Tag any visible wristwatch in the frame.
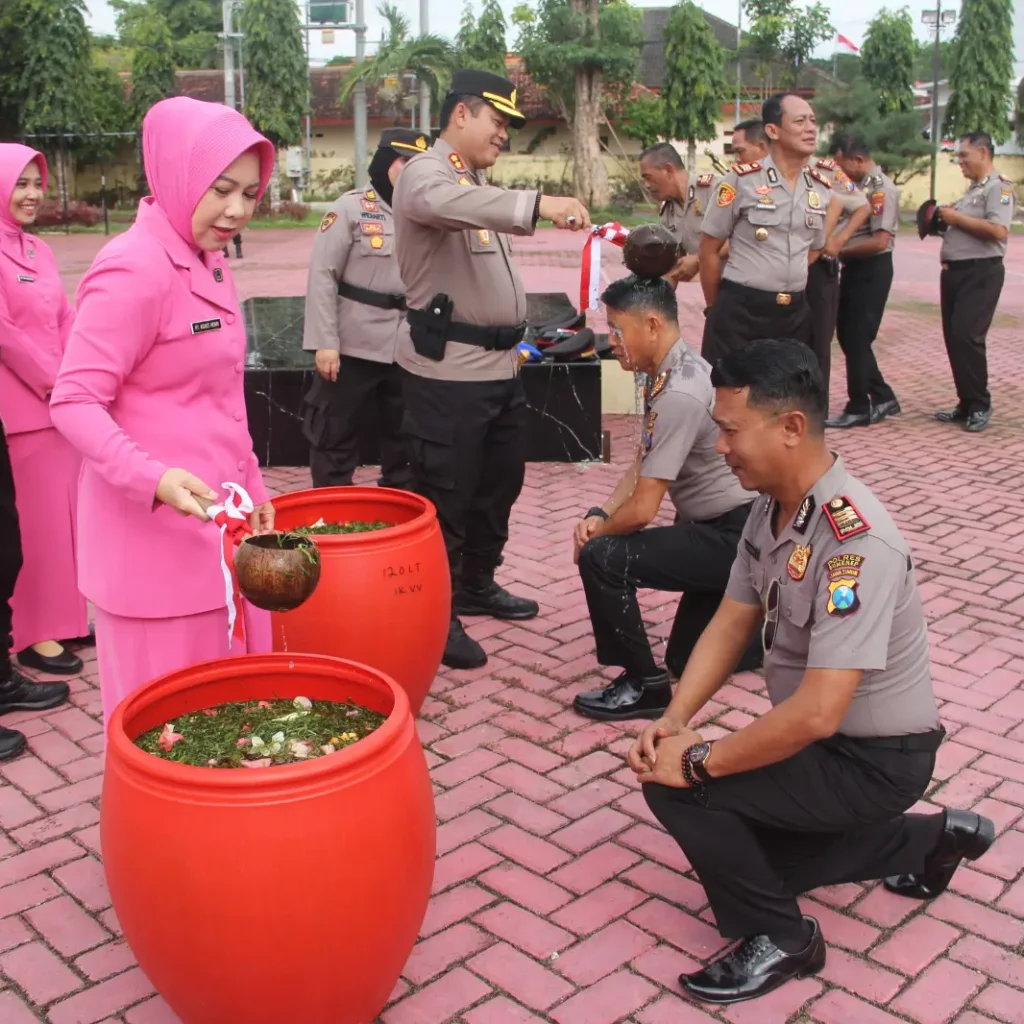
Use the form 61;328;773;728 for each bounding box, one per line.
681;742;713;787
585;507;609;520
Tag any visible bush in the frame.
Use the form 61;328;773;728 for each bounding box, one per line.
33;199;101;228
306;163;356;201
253;201;310;222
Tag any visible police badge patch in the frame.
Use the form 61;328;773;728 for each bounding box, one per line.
787;544;811;581
827;578;860;616
319;211;338;233
642;410;657;453
644;370;670;403
871;191;885;216
717;183;737;207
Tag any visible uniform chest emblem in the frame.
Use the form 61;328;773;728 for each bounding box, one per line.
755;185;772;196
823;497;870;541
26;248;35;259
793;495;815;534
807;191;821;209
787;544;811;581
16;274;34;283
319;212;337;233
191;318;222;335
694;200;703;215
458;176;471;186
644;370;670;403
364;189;377;201
717;183;737;207
213;267;224;283
361;222;383;235
688;184;695;203
478;230;491;245
361;200;379;212
766;167;779;185
642;409;657;452
370;235;384;249
1001;185;1013;205
449;152;466;173
871;191;885;216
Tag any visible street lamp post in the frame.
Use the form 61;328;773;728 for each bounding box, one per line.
735;0;742;125
419;0;431;134
921;3;958;198
221;1;244;111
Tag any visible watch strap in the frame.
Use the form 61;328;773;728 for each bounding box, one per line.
586;507;609;520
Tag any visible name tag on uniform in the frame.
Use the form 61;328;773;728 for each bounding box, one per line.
360;211;386;222
16;274;34;283
191;318;222;335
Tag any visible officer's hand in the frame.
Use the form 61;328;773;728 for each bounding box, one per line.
823;236;842;259
636;734;691;787
248;501;276;535
572;516;603;564
665;254;699;284
316;349;341;382
628;715;680;773
156;469;217;521
936;205;958;226
538;196;591;231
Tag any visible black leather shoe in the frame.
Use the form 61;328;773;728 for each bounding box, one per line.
884;809;995;900
680;917;825;1005
0;725;27;762
455;580;539;621
0;669;70;714
964;409;991;433
573;671;672;721
17;645;83;676
441;618;487;670
825;410;871;429
875;398;902;418
935;406;967;423
62;623;95;648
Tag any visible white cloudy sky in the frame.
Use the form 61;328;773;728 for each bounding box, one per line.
84;0;1024;74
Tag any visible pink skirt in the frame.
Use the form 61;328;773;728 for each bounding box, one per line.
94;601;272;732
8;427;89;650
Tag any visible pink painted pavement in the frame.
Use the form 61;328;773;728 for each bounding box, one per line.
0;228;1021;1022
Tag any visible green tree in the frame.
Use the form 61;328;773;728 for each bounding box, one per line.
815;80;931;184
80;63;134;162
622;93;666;148
944;0;1014;143
117;2;177;125
662;1;726;171
743;0;833;94
340;3;454;125
0;0;28;138
1017;76;1024;145
860;8;916;115
455;2;477;57
455;0;507;75
516;0;644;208
112;0;221;69
242;0;308;208
913;38;955;81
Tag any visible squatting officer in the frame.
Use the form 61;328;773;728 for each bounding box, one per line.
934;131;1015;433
302;128;431;489
629;338;994;1006
392;68;589;670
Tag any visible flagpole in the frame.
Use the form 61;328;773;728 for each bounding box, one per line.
832;35;838;78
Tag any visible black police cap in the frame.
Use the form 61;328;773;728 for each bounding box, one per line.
448;69;526;128
916;198;948;240
378;128;432;156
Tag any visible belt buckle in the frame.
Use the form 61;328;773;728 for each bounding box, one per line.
776;292;792;306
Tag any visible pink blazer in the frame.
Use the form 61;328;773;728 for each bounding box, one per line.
0;231;73;433
49;198;268;619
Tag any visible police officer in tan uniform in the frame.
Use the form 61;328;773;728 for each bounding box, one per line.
730;119;769;165
638;142;719;286
627;338;994;1006
826;135;902;428
571;274;759;722
699;94;851;365
392;69;589;669
933;131;1015;433
302;128;431;489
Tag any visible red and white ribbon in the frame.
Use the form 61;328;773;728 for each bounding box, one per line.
206;482;254;647
580;222;630;311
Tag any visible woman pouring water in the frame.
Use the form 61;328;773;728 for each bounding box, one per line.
50;97;276;729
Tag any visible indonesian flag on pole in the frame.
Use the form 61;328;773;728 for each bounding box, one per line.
836;33;859;53
580;222;630;310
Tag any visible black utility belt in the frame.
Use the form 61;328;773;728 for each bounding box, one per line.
337;280;406;311
407;298;527;362
841;728;946;753
942;256;1003;270
721;279;806;307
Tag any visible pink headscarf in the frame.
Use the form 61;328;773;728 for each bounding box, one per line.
0;143;48;242
142;97;276;246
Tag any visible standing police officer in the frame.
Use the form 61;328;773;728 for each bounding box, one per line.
302;129;430;489
698;94;856;365
392;69;589;669
729;119;769;166
934;131;1014;433
638;143;719;286
826;135;902;428
629;339;991;1005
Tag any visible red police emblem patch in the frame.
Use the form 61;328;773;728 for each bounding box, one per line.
361;200;379;212
871;190;885;216
360;222;383;235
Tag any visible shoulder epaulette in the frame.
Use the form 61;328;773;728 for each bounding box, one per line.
807;166;833;189
734;162;761;176
696;173;715;187
823;496;870;541
815;158;836;171
998;173;1012;184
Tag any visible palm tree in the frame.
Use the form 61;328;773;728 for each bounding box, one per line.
339;3;455;125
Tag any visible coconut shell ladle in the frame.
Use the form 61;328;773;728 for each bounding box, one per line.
621;223;685;279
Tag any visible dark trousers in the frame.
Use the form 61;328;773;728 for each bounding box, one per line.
577;504;761;679
702;280;811;366
0;426;22;684
806;258;839;393
401;371;526;588
940;258;1005;414
303;356;412;490
644;733;944;943
837;253;896;415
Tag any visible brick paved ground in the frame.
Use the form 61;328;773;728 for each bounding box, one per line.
0;230;1022;1022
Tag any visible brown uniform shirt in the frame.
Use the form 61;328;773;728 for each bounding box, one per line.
392;138;539;382
302;185;407;364
848;167;900;252
810;157;871;218
941;174;1016;261
640;340;753;523
700;153;835;293
659;173;719;255
725;454;940;738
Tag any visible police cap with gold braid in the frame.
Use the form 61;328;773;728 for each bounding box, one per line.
378;127;432;155
448;69;527;129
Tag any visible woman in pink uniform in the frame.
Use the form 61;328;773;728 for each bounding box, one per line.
0;144;89;676
50;97;276;729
